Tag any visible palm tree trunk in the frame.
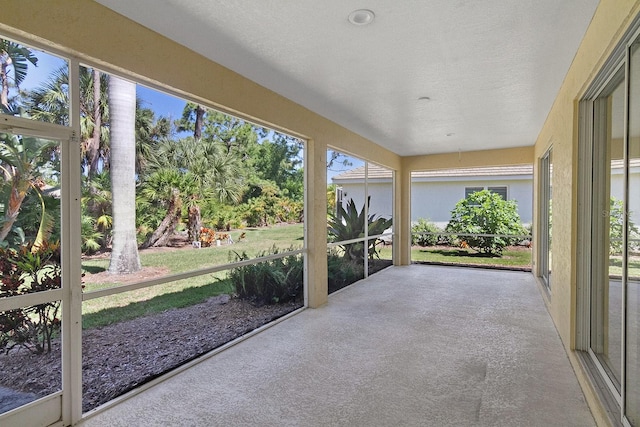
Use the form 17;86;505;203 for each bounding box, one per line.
87;69;102;177
187;203;202;242
107;75;141;274
0;176;28;242
1;60;10;109
194;105;205;139
140;189;182;248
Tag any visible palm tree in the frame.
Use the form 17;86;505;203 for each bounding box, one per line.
134;103;170;174
0;39;38;112
81;171;112;251
138;136;243;247
27;66;110;177
0;132;57;243
137;168;192;248
107;75;140;274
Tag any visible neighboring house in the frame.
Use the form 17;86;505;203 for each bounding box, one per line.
332;164;533;227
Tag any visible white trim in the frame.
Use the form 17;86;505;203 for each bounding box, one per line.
0;289;63;312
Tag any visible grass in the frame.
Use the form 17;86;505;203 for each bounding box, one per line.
397;245;532;269
81;226;534;329
82;280;234;329
81;224;303;328
83;224;304;279
607;255;640;279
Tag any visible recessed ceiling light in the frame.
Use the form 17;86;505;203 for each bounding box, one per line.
446;133;455;137
418;96;431;101
348;9;375;26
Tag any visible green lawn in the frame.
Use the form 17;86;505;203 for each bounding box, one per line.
82;227;536;329
608;255;640;279
387;245;532;269
82;224;304;328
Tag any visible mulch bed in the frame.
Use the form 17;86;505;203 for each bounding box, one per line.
0;295;301;413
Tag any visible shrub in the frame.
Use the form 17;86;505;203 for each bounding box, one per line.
411;218;441;246
327;249;363;293
327;196;392;261
445;189;526;255
609;196;640;255
228;246;303;306
0;241;62;354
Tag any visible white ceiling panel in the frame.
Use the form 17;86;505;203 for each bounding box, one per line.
95;0;599;156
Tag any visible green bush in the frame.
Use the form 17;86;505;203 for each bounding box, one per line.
411;218;441;246
327;249;364;294
228;246;303;306
0;241;62;354
609;196;640;255
445;189;526;255
327;197;392;261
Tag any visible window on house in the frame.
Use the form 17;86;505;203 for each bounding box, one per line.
465;186;507;200
539;148;552;291
488;186;508;200
464;187;484;198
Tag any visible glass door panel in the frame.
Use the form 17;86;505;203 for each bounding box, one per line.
625;40;640;426
0;132;63;421
0;37;69;126
590;76;624;391
539;149;553;289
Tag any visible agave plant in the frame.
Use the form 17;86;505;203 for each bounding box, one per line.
327;196;392;261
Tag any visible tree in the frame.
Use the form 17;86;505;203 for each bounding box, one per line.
0;39;38;112
445;189;526;255
608;196;640;255
107;76;140;274
26;66;110;177
81;171;112;251
138;136;243;247
253;134;304;200
138;168;191;248
134;104;170;174
0;133;57;243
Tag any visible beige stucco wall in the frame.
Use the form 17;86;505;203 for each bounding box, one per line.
0;0;403;309
404;146;534;171
532;1;640;425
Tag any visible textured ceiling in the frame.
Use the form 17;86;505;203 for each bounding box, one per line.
95;0;599;156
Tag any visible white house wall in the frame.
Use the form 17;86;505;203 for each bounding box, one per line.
340;178;532;228
340;182;393;220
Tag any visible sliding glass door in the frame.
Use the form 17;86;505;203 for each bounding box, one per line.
582;31;640;427
625;38;640;426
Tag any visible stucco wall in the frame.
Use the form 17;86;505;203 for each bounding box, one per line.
532;1;640;425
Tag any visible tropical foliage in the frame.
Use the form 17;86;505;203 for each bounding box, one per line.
609;196;640;255
327;196;392;261
0;38;305;259
445;189;527;255
0;241;61;354
0;132;58;246
411;218;442;246
228;246;303;306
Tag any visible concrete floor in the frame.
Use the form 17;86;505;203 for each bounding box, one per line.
81;265;595;427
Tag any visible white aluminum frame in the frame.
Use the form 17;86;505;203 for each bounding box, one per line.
326;151;396;280
0;32;310;426
576;16;640;426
